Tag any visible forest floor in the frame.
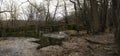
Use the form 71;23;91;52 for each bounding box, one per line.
0;33;118;56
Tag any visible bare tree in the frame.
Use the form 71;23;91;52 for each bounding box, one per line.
27;0;43;12
69;0;78;24
27;0;47;36
63;0;68;27
0;0;13;37
45;0;51;24
69;0;77;17
52;0;59;21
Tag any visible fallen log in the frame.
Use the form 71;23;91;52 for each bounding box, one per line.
84;38;112;45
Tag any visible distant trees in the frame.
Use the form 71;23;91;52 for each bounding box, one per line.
0;0;14;37
0;0;119;37
9;0;19;27
27;0;47;36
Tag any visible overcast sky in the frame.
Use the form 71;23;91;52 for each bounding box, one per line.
0;0;83;20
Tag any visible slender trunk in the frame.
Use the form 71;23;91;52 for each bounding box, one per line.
45;0;50;25
52;0;59;20
63;0;68;26
69;0;78;24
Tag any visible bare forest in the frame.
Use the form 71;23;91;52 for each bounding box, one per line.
0;0;120;56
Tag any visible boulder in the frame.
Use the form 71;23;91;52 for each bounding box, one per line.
78;30;87;36
36;32;68;49
65;30;78;36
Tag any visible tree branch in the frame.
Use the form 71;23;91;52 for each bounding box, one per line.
27;0;43;12
0;11;13;13
18;1;28;8
69;0;77;11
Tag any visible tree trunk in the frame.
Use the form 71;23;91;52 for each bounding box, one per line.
69;0;78;24
100;0;109;33
63;0;69;29
112;0;120;55
90;0;100;34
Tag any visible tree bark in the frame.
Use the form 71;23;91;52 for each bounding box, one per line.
100;0;109;33
90;0;100;34
112;0;120;55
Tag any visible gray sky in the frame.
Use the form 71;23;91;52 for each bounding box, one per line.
0;0;83;20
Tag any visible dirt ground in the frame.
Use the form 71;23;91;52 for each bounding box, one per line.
0;33;118;56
